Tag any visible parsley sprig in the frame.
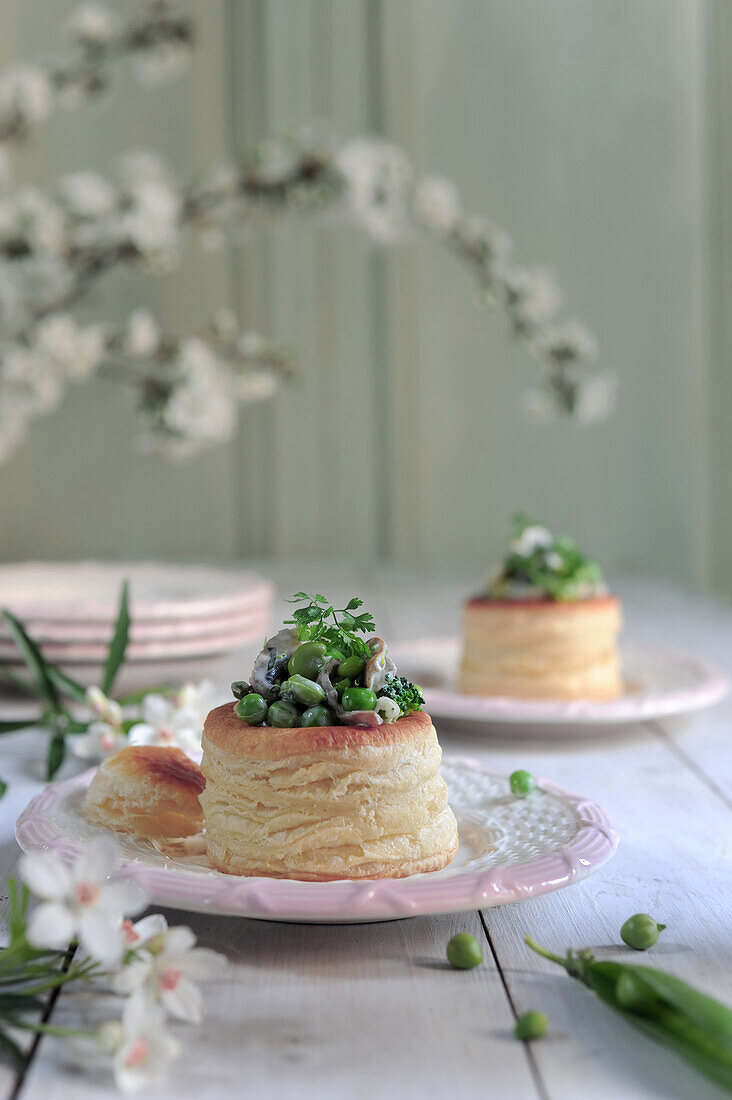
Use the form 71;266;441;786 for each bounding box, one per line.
284;593;376;661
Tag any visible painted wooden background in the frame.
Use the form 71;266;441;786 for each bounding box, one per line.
0;1;726;592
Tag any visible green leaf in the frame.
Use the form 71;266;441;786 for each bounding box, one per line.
47;665;87;703
0;1026;24;1071
8;879;28;940
46;733;66;781
1;612;59;713
0;665;42;698
0;779;6;800
102;580;130;696
0;720;37;735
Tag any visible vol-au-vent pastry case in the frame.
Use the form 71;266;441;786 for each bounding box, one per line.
201;593;458;880
459;517;622;701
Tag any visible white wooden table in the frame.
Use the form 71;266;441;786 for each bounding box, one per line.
1;566;731;1100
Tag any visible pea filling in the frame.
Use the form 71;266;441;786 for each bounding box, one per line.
231;592;424;728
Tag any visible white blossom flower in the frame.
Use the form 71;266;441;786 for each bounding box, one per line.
72;720;128;760
255;139;297;185
0;65;53;123
170;679;217;727
32;313;105;380
72;686;126;760
413;175;461;235
110;993;181;1095
133;43;191;88
123;179;181;256
336;138;412;242
159;339;236;446
505;266;561;328
545;551;564;571
34;313;78;362
236;330;266;358
120;913;168;951
574;370;617;424
125;308;160;358
3;346;65;415
128;691;205;760
70;323;106;380
460;214;513;274
68;3;120;45
511;525;553;557
112;918;225;1023
86;685;123;732
10;188;67;255
59;171;117;218
18;838;147;966
534;320;599;365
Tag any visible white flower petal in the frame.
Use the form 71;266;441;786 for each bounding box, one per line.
161;926;196;955
141;694;170;725
72;836;118;886
178;947;227;980
18;850;72;900
78;909;125;967
98;879;149;918
126;913;167;946
26;901;75;950
111;956;152;996
159;975;202;1024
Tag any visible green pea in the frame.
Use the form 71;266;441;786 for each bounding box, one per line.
300;705;335;727
324;646;347;663
514;1011;547;1040
333;677;352;697
338;655;364;680
620;913;666;951
341;686;378;712
615;971;661;1014
510;770;536;797
267;699;299;727
281;674;326;707
234;693;268;725
446;933;483;970
288;641;328;680
231;680;251;700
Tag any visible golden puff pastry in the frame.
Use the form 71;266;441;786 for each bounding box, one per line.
199;703;459;880
82;745;205;838
459;595;622;700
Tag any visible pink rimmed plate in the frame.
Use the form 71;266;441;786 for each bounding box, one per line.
15;757;617;924
390;638;728;735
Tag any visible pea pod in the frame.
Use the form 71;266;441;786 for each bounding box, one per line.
525;936;732;1092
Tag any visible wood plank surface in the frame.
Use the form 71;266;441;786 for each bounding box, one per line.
1;570;730;1100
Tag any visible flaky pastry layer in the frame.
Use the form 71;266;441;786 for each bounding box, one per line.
200;706;458;880
459;596;622;700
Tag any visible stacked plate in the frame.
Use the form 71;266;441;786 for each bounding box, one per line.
0;562;273;692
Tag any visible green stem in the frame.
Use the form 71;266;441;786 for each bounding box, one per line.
10;1020;95;1039
524;935;567;968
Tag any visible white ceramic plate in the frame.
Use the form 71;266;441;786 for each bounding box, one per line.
390;638;729;733
0;605;271;646
0;562;274;623
15;757;617;924
0;614;269;664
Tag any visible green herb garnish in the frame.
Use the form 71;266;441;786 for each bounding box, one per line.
284;593;376;661
489;514;605;602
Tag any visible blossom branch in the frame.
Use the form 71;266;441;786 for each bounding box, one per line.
0;2;612;469
0;2;193;153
